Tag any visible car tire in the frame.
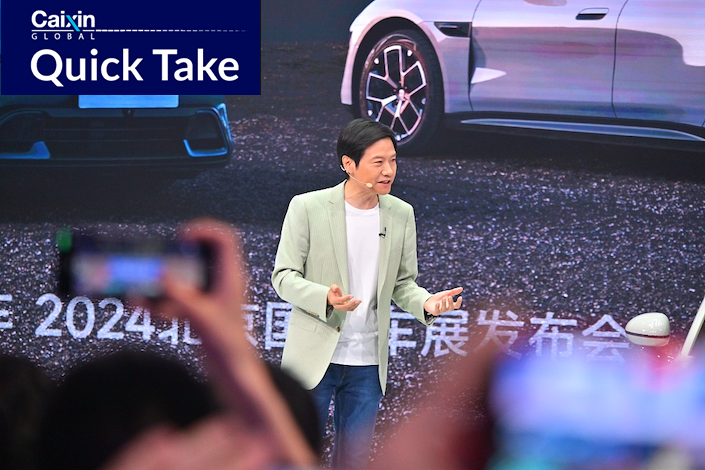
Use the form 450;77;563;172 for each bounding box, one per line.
358;29;444;155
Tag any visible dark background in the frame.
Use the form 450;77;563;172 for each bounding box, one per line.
261;0;374;42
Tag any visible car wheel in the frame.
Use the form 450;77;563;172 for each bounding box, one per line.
358;29;444;155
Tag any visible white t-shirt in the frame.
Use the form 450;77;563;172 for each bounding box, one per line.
331;201;381;365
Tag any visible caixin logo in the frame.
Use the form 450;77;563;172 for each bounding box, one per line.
6;1;259;93
31;10;96;40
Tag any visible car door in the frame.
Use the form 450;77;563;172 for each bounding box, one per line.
613;0;705;127
469;0;628;117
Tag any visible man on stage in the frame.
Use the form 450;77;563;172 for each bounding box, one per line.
272;118;463;469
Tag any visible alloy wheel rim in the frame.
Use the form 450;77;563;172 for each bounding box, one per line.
364;43;428;141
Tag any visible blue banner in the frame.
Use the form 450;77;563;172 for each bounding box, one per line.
0;0;261;94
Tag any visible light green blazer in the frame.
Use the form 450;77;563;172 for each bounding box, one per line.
272;181;432;395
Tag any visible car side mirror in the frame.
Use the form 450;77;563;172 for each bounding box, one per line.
625;312;670;347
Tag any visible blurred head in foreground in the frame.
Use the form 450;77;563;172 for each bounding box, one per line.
37;350;321;470
0;354;53;470
37;351;222;470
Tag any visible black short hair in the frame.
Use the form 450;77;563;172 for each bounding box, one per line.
337;118;397;173
37;351;221;470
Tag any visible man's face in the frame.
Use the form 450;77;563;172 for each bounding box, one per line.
347;137;397;195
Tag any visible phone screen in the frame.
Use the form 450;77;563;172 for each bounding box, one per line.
58;231;212;298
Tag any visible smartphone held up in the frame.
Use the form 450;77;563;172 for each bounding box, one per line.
57;229;214;299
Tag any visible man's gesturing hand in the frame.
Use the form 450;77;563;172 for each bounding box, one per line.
327;284;362;312
424;287;463;316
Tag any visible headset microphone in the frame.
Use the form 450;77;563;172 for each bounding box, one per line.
347;171;374;188
341;164;373;189
353;176;374;189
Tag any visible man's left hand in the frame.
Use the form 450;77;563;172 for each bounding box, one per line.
424;287;463;316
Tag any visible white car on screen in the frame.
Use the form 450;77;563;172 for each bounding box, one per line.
341;0;705;154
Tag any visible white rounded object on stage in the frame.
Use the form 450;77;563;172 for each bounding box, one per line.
625;312;670;347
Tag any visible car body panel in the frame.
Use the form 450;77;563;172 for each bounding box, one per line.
470;0;628;117
613;0;705;127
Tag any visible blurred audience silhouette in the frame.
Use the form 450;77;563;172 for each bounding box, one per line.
0;354;53;470
37;350;223;470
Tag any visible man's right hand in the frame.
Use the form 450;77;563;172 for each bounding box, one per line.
327;284;362;312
